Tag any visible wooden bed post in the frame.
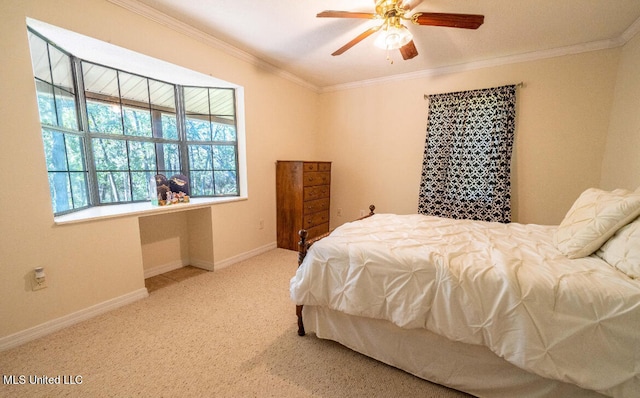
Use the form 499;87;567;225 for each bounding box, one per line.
295;205;375;337
366;204;375;217
296;229;308;336
298;229;309;267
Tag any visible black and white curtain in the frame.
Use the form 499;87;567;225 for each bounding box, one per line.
418;85;516;223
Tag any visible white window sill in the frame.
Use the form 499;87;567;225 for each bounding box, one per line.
54;196;247;225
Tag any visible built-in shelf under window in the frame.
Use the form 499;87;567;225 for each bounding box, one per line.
54;196;247;225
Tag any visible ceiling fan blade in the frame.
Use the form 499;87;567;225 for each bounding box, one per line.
317;10;377;19
412;12;484;29
398;0;424;11
332;26;381;56
399;40;418;60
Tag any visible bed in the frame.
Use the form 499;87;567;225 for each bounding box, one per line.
290;188;640;398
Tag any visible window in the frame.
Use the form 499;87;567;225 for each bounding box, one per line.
29;30;87;214
183;87;238;196
28;28;240;216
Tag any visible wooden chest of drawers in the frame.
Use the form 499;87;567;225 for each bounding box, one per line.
276;161;331;250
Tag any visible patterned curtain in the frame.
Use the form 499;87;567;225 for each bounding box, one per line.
418;85;516;223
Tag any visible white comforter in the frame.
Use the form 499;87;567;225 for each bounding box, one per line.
290;214;640;397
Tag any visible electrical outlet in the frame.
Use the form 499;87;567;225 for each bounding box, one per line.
31;277;47;291
259;219;264;230
31;267;47;291
337;208;342;217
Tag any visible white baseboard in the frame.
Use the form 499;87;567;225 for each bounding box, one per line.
0;288;149;351
143;260;188;279
213;241;277;270
143;242;277;275
190;258;214;271
1;242;277;351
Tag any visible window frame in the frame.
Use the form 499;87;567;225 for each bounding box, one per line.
28;27;242;217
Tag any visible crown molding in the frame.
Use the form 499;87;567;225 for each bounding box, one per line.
106;0;320;92
320;37;623;93
320;16;640;92
107;0;639;94
620;14;640;43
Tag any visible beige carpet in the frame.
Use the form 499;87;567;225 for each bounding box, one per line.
0;249;471;398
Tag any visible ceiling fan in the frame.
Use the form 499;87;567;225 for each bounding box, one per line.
317;0;484;60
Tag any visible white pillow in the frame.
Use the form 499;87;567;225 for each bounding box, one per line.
554;188;640;259
596;217;640;279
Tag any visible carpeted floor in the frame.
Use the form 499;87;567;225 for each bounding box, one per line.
0;249;471;397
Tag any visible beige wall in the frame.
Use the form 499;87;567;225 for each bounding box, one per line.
600;32;640;190
0;0;319;340
318;49;621;226
1;0;637;344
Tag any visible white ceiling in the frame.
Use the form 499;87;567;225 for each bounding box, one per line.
118;1;640;90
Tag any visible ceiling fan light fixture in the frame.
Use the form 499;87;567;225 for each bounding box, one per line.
318;0;483;59
374;23;412;50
